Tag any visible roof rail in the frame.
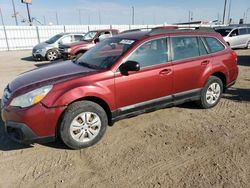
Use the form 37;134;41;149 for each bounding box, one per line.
148;26;216;36
120;28;151;34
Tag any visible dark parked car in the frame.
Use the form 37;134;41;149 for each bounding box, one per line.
2;27;238;149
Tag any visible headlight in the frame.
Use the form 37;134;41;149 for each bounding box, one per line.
10;85;53;108
65;48;71;53
35;49;44;53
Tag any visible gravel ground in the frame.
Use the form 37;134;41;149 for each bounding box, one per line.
0;49;249;188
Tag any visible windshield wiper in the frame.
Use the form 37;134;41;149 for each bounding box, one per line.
77;62;102;70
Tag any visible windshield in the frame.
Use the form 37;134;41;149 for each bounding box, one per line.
215;28;232;37
76;38;136;70
46;34;63;44
81;31;98;41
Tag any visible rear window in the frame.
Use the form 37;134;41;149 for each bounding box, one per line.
171;36;199;61
204;37;225;53
215;28;232;37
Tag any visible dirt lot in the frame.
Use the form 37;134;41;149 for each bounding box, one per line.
0;49;249;188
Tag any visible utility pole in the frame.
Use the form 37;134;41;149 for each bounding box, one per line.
0;7;5;26
246;8;250;24
77;9;83;25
43;16;46;25
132;6;135;25
11;0;18;25
26;3;32;25
222;0;228;25
56;12;59;25
98;9;102;25
227;0;232;24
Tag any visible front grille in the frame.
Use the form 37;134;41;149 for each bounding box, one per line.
58;47;65;53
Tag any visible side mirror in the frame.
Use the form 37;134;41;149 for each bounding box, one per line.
94;38;100;44
119;61;140;75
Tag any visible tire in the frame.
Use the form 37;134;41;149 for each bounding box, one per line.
46;49;59;61
197;76;223;109
76;51;85;59
246;41;250;49
60;101;108;149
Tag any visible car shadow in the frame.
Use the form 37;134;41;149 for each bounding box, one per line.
177;87;250;110
238;55;250;66
223;87;250;102
34;59;65;68
21;56;34;62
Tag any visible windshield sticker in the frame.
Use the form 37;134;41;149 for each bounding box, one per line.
120;39;135;45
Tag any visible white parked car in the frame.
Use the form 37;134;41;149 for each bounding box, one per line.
215;27;250;49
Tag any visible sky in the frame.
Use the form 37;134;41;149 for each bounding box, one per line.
0;0;249;25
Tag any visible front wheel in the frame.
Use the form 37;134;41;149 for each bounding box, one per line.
198;76;223;109
60;101;108;149
46;49;59;61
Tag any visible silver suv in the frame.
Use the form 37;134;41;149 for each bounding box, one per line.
215;26;250;49
32;32;85;61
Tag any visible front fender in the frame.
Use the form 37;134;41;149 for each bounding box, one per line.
42;75;116;111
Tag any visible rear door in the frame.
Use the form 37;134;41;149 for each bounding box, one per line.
171;36;212;97
115;37;173;111
238;28;249;47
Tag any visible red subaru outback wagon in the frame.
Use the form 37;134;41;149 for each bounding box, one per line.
1;27;238;149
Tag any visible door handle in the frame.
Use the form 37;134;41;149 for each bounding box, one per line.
159;69;172;75
201;60;210;66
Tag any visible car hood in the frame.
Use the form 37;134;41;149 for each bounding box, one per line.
9;61;98;94
33;42;51;50
60;41;92;48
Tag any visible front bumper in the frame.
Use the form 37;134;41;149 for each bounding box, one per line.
32;49;47;61
1;103;66;144
4;121;55;144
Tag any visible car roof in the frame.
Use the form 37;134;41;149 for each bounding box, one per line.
60;32;85;35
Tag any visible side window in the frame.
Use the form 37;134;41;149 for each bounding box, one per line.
99;31;111;40
239;28;248;35
172;36;199;61
74;35;84;42
198;38;208;56
230;29;239;37
126;38;168;68
204;37;225;53
60;35;72;44
248;28;250;34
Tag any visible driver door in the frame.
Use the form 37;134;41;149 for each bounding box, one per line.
114;37;173;112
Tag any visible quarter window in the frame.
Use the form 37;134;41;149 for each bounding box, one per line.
239;28;248;35
126;38;168;68
172;36;200;61
204;37;225;53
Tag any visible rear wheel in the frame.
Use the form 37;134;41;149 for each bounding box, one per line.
46;50;59;61
60;101;108;149
198;76;223;109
